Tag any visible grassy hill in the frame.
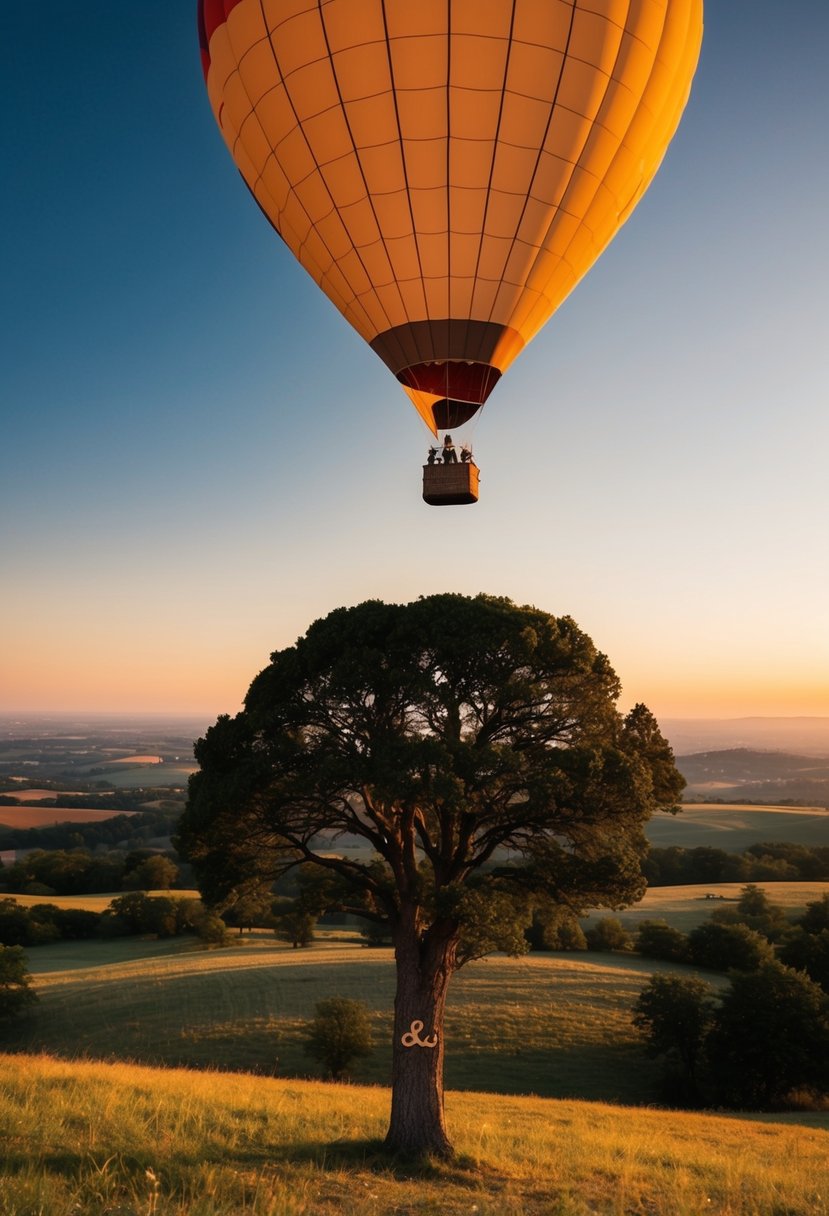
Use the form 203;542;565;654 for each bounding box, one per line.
14;936;673;1104
646;801;829;850
1;1053;827;1216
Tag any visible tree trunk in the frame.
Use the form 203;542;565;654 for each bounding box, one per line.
384;919;457;1157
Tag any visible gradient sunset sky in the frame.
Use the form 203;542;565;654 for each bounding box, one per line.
2;2;827;721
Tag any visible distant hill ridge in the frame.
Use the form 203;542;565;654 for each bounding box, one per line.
663;717;829;757
676;747;829;807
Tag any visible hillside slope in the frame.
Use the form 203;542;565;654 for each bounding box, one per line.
1;1053;826;1216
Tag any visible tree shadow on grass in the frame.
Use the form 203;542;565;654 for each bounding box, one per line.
1;1141;497;1189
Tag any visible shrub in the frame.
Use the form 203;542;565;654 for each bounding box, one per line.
709;884;790;943
687;921;774;972
633;973;717;1104
635;919;689;962
0;945;38;1024
194;913;229;946
706;962;829;1108
302;997;373;1080
273;904;316;948
526;907;587;952
798;894;829;936
779;928;829;992
585;917;632;953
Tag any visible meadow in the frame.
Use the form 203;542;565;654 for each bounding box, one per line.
8;881;828;1103
13;934;670;1104
1;1052;827;1216
646;802;829;850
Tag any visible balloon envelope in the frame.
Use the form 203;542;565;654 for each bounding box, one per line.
199;0;703;433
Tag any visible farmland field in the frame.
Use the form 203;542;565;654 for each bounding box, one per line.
0;806;135;829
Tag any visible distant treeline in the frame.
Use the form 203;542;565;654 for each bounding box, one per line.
0;793;150;811
644;842;829;886
0;805;182;853
0;893;225;947
0;848;182;897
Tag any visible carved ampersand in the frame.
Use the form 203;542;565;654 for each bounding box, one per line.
401;1019;438;1049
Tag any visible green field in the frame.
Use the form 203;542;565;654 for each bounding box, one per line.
13;935;678;1104
647;802;829;850
6;881;828;1107
1;1053;827;1216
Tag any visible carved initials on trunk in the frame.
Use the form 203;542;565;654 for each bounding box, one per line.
401;1019;438;1048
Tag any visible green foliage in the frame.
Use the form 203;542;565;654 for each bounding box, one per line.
635;919;689;963
105;893;203;939
706;962;829;1108
273;902;316;947
222;883;275;934
1;849;125;897
0;805;182;863
709;883;790;942
193;912;230;946
585;917;633;953
643;842;829;887
525;904;588;951
687;921;774;972
122;853;179;891
633;973;716;1103
779;928;829;992
178;595;683;948
0;944;38;1023
302;997;373;1080
797;893;829;934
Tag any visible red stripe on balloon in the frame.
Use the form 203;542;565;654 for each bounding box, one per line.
198;0;246;58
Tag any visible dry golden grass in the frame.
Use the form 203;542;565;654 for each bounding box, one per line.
108;754;164;764
595;881;829;933
1;1052;827;1215
0;806;135;828
0;788;86;801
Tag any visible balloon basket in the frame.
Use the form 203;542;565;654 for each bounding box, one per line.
422;462;480;506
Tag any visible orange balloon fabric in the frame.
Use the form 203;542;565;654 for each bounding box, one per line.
199;0;703;433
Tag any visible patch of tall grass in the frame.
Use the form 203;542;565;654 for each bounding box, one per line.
1;1053;827;1215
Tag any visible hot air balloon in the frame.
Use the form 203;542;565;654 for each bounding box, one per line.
198;0;702;504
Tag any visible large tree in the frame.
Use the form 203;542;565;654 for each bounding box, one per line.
177;594;683;1155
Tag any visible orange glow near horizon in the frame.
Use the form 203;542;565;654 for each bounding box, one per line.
3;642;827;722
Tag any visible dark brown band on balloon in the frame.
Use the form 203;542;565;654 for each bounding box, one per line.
371;318;519;370
432;399;484;429
398;361;502;406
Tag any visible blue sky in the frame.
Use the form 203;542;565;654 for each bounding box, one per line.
2;1;827;718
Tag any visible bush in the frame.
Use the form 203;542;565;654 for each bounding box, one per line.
687;921;774;972
585;917;632;953
706;962;829;1108
194;912;229;946
635;919;689;963
0;945;38;1024
779;928;829;992
526;907;587;952
273;904;316;948
798;894;829;936
302;997;373;1080
633;973;716;1104
709;884;790;943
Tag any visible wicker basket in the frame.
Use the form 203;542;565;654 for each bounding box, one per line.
422;462;480;506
